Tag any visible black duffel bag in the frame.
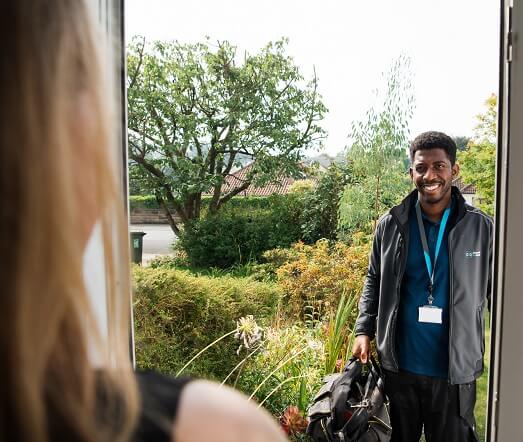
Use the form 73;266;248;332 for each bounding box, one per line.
307;356;391;442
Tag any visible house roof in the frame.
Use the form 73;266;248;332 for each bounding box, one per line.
452;177;476;194
219;163;300;197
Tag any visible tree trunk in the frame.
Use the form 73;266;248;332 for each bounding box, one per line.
155;193;181;236
194;193;202;219
209;183;222;215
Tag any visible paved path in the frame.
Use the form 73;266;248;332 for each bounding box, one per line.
130;224;176;263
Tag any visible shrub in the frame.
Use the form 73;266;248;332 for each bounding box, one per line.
274;239;370;321
147;250;189;269
178;194;304;268
288;179;315;194
132;265;282;379
178;211;273;268
300;163;352;243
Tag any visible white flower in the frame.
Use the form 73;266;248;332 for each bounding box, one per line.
307;339;323;351
234;315;263;354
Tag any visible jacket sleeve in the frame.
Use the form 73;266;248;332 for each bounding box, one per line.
354;220;383;340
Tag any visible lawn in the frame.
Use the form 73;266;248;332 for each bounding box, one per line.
475;323;490;441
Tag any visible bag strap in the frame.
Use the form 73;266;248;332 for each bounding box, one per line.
366;355;387;402
369;354;381;375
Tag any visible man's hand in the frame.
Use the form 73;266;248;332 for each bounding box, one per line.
352;335;370;363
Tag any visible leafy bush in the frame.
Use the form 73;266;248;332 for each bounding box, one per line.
337;169;411;237
223;196;281;211
274;239;370;321
147;250;189;269
300;163;353;243
132;265;282;379
178;194;304;268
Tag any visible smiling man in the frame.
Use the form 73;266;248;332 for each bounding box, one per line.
352;131;493;442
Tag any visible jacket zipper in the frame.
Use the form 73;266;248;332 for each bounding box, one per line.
390;234;407;370
447;210;467;383
448;230;455;383
447;206;467;383
390;308;399;369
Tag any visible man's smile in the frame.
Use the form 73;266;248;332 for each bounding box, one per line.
422;182;443;193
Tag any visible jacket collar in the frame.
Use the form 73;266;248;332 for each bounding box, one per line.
389;186;467;229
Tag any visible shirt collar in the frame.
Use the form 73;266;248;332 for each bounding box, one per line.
416;198;455;226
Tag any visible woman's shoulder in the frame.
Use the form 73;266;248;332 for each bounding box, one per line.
133;371;192;442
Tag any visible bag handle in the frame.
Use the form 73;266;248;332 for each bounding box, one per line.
344;354;384;393
346;354;380;373
366;355;387;398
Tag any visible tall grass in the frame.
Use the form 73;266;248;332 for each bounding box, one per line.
324;291;358;374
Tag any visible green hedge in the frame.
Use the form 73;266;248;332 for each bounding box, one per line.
129;195;161;210
133;266;282;380
129;194;274;211
177;194;304;268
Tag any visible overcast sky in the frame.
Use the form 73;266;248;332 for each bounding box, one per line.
126;0;500;156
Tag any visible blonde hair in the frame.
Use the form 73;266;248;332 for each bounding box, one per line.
0;0;138;440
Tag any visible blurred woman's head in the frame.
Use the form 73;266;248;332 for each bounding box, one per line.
0;1;137;440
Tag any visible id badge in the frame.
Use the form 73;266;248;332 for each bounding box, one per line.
418;305;442;324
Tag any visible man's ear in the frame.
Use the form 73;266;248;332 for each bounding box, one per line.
409;167;413;180
452;163;460;177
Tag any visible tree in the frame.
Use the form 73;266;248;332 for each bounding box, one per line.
127;37;327;235
453;135;471;151
458;94;496;216
301;162;353;243
338;56;414;237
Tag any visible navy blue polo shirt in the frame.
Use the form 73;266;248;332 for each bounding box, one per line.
396;201;453;379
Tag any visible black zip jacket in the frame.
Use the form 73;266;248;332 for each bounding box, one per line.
354;187;493;384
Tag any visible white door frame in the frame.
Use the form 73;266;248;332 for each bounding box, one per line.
488;0;523;440
89;0;135;367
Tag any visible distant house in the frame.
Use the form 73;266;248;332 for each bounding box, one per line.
452;177;477;206
219;162;309;197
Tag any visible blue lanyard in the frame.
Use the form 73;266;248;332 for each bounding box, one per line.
415;202;451;305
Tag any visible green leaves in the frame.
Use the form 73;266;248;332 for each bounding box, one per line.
300;162;353;242
338;56;414;236
324;290;358;374
458;94;497;216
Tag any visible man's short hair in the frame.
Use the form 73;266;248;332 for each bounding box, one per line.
409;131;457;165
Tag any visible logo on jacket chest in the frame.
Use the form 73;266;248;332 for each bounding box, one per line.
465;250;481;258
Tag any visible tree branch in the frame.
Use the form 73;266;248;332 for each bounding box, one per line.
218;179;252;209
128;126;162;148
155;193;180;236
147;105;171;148
293;68;319;149
130;154;189;225
128;36;146;91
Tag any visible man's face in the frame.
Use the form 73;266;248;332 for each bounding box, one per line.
410;148;459;206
